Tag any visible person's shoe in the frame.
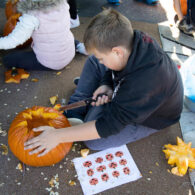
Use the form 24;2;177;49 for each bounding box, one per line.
76;42;88;55
178;18;195;37
73;77;80;86
70;15;80;29
67;118;83;126
107;0;120;5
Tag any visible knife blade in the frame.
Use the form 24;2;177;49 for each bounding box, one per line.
59;93;107;111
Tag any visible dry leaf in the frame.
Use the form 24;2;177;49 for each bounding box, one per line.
56;71;61;75
16;162;23;172
81;149;90;158
31;78;39;82
50;96;58;105
0;144;8;155
68;180;76;186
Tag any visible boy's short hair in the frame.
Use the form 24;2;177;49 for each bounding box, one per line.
84;8;134;52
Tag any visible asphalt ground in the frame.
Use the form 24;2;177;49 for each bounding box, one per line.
0;0;193;194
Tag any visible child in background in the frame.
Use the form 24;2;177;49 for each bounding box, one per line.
24;9;183;155
173;0;195;36
0;0;83;70
68;0;80;28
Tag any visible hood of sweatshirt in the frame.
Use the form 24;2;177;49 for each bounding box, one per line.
17;0;65;13
113;30;164;83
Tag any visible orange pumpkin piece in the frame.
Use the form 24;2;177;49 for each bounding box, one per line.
163;137;195;176
8;106;73;167
5;67;30;83
5;0;19;19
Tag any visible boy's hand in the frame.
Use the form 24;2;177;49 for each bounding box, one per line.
24;126;61;157
92;85;113;106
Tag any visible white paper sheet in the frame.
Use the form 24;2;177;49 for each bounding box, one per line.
73;145;142;195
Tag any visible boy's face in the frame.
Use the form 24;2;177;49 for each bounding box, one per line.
91;47;130;71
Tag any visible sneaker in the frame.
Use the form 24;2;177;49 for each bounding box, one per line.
67;118;83;126
76;42;88;55
73;77;80;86
70;15;80;29
178;18;195;36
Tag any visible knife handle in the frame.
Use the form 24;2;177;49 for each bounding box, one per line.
84;93;108;105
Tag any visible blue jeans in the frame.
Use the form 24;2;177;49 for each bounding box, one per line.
66;55;158;150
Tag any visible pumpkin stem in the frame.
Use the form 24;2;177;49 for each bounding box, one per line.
11;67;18;76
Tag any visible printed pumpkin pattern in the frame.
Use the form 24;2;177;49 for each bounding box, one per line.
115;151;124;158
106;153;114;161
109;162;118;169
119;159;127;166
87;169;94;176
89;178;98;185
101;173;109;182
83;161;92;168
97;165;106;172
95;157;103;163
123;167;130;175
112;170;120;178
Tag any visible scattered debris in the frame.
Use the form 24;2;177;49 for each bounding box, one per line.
46;174;59;194
31;78;39;82
5;68;30;84
50;96;58;105
0;183;5;187
56;71;61;75
147;178;151;181
16;162;23;172
155;162;159;167
0;127;7;137
68;180;76;186
149;171;152;174
0;144;8;155
80;149;90;158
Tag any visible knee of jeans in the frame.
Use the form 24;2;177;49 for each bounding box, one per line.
3;55;13;68
84;140;104;151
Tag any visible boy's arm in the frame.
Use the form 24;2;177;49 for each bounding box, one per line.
0;14;39;50
100;69;113;88
24;121;100;156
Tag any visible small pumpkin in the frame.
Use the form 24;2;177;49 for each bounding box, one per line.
5;67;30;83
8;106;73;167
5;0;19;19
3;13;32;48
163;137;195;176
180;0;187;16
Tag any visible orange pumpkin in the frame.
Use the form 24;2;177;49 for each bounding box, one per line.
5;67;30;83
3;13;32;48
180;0;187;16
5;0;19;19
8;106;73;167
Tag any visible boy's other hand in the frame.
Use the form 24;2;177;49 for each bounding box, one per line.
92;85;113;106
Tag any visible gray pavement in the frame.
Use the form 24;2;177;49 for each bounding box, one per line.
0;0;194;194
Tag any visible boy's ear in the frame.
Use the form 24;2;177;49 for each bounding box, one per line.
111;47;124;57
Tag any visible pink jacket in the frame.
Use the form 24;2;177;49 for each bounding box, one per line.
31;1;75;70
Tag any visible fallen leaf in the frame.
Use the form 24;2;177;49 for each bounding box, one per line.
155;162;159;166
50;96;58;105
31;78;39;82
80;149;90;158
68;180;76;186
56;71;61;75
0;144;8;155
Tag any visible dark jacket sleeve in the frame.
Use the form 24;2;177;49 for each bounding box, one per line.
95;59;168;138
99;69;113;88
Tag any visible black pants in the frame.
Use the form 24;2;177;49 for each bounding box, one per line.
3;50;51;70
68;0;77;19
